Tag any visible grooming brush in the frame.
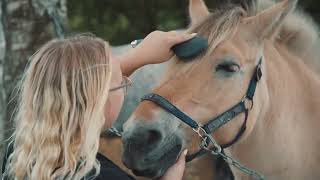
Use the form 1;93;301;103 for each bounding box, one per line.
130;36;208;60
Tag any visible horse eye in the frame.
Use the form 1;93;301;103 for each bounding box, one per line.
216;63;240;73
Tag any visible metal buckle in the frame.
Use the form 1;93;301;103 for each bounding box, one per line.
108;127;122;137
192;126;207;139
242;96;254;110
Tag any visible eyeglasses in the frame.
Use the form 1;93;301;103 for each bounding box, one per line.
109;76;133;95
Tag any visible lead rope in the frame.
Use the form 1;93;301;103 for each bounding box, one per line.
199;132;266;180
216;150;265;180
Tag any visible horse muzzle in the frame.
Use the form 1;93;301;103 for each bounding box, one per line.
122;124;183;178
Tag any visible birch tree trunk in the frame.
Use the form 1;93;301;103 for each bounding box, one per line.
0;0;66;171
0;0;6;163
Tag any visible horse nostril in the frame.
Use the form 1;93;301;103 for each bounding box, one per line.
146;130;162;145
122;127;163;158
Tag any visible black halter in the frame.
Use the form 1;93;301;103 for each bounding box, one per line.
141;58;262;162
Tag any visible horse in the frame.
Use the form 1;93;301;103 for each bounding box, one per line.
121;0;320;179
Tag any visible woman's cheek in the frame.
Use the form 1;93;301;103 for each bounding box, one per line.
112;91;124;121
103;101;112;129
104;91;125;128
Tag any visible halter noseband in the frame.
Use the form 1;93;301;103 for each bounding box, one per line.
141;57;262;162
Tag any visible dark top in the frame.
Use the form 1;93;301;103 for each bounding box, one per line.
94;153;135;180
1;144;134;180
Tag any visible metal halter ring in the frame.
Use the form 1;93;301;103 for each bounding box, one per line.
256;63;262;81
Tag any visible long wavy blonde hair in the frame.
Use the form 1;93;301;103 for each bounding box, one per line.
4;35;112;180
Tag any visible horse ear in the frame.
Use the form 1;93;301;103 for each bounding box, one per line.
241;0;297;41
189;0;210;25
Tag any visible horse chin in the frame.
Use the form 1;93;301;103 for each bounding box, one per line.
122;136;183;178
132;144;182;178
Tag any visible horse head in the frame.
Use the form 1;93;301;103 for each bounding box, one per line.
122;0;296;178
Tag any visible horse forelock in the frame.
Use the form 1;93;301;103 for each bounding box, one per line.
193;6;243;53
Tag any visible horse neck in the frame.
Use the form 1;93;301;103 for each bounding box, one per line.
262;40;320;130
303;40;320;74
229;40;320;177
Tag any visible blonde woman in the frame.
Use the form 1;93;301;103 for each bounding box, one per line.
2;31;195;180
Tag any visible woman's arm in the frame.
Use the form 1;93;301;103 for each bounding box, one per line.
117;48;145;77
118;31;196;76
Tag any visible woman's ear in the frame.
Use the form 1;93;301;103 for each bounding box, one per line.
241;0;297;41
189;0;210;25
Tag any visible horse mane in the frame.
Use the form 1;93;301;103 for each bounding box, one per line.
189;0;320;72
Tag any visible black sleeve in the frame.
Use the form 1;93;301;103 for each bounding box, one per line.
94;153;135;180
2;147;134;180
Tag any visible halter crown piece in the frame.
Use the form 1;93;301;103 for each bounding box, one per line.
141;58;265;180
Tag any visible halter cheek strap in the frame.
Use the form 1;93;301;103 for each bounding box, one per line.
141;58;262;162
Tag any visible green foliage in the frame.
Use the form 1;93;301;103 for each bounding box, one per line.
68;0;187;45
68;0;320;46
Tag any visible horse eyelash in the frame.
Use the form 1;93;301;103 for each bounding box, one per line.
216;62;240;73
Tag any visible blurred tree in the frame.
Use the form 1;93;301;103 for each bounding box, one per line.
0;0;66;171
68;0;190;45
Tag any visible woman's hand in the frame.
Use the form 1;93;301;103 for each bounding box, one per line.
159;149;188;180
135;31;196;65
118;31;196;76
